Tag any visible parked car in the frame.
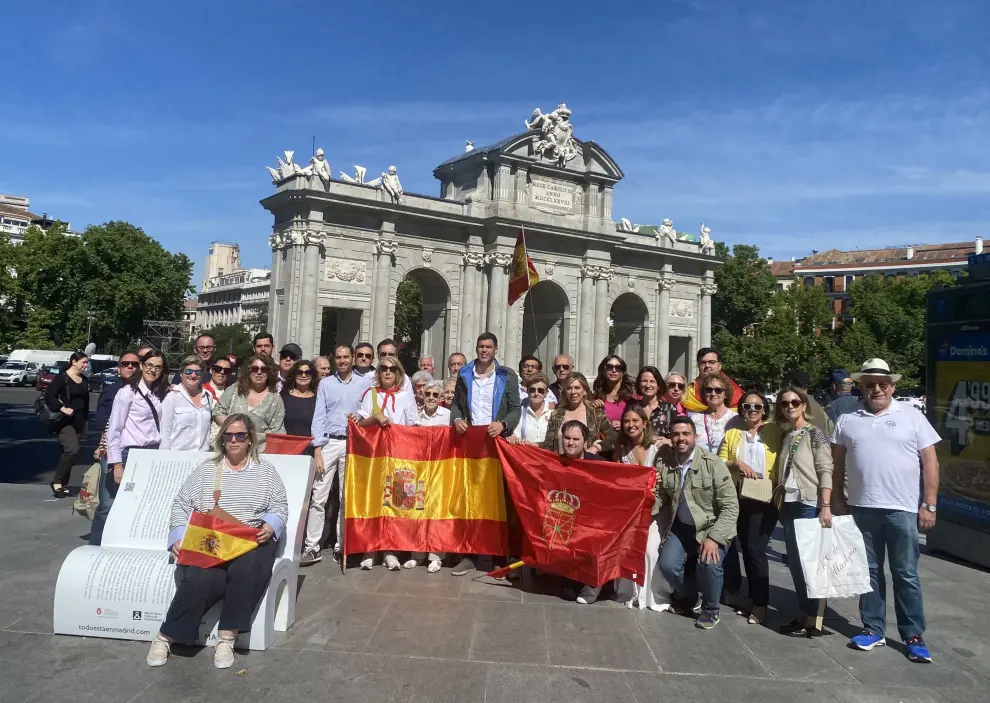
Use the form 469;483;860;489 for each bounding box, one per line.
0;361;40;387
36;361;70;392
86;359;119;392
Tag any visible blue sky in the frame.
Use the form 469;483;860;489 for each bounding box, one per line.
3;0;988;284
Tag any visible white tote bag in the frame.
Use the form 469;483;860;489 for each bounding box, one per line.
793;515;873;600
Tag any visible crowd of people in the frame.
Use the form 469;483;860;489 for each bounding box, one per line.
42;329;942;671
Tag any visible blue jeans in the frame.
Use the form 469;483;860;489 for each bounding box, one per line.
88;457;114;546
852;507;925;641
779;501;825;622
659;520;726;613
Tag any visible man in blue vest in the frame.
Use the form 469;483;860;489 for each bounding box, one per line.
449;332;522;576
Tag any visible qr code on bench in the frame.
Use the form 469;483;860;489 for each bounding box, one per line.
124;482;136;492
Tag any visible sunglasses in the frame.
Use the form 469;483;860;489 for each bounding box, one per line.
211;365;231;374
182;368;202;377
119;360;140;369
778;398;804;408
424;391;441;398
865;381;892;391
703;387;726;395
605;363;624;372
379;365;398;373
222;431;248;442
741;402;764;412
667;382;685;390
280;353;298;361
250;365;269;374
297;369;312;377
143;363;163;371
356;352;373;359
552;364;571;371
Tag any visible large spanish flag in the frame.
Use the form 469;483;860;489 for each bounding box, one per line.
344;422;508;556
507;230;540;305
682;374;745;412
175;512;259;568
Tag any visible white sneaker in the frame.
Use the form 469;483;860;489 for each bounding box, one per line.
214;637;235;669
146;633;170;667
359;557;374;570
402;559;420;569
384;554;401;571
427;559;441;573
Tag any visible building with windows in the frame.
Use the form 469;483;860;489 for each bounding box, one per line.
0;194;76;244
182;298;199;341
196;268;271;331
772;238;981;327
202;241;241;290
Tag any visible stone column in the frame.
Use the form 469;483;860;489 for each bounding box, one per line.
593;267;613;367
505;298;522;365
460;252;485;352
371;239;397;344
297;237;321;357
485;251;512;344
578;266;596;374
700;282;717;349
657;276;674;374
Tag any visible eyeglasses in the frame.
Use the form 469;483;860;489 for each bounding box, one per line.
865;381;892;391
280;353;298;361
528;387;548;395
222;431;248;443
667;382;685;390
182;368;202;377
703;387;725;395
211;365;231;374
778;398;804;408
143;363;163;371
356;352;373;359
195;345;215;352
552;364;571;371
424;391;441;398
379;365;398;373
605;363;624;372
250;365;269;374
119;360;140;369
741;402;764;412
297;369;312;377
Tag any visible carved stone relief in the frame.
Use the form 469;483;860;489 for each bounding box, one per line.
670;298;695;319
325;258;368;284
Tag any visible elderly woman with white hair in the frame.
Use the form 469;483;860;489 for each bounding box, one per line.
418;379;450;427
410;370;433;410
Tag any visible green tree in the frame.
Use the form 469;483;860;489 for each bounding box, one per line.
242;305;269;334
712;243;777;337
0;233;22;351
198;323;256;361
393;277;423;373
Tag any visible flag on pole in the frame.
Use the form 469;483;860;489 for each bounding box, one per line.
507;230;540;305
175;512;259;568
344;422;508;557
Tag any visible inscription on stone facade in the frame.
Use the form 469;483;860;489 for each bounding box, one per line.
530;180;574;212
325;258;368;284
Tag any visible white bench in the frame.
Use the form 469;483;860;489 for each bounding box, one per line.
53;450;314;651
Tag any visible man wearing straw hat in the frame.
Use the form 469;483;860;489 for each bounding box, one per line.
831;358;941;664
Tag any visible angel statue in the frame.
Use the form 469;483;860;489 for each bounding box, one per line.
699;223;715;255
657;218;676;246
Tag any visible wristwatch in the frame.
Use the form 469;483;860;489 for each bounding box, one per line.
921;503;937;513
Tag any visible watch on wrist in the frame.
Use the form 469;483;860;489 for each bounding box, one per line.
922;503;937;513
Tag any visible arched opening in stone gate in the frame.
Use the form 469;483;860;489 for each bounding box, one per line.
521;281;570;366
393;268;450;374
611;292;649;370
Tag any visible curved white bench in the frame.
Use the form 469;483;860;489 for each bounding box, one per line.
53;450;314;651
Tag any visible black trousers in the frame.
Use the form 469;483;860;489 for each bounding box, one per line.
160;538;276;645
53;424;80;486
723;498;779;607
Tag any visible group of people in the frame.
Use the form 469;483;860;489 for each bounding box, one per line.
43;330;941;672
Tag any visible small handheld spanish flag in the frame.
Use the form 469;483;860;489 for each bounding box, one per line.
175;512;259;568
507;230;540;305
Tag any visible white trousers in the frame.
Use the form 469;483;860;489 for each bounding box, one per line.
615;514;672;612
304;438;347;553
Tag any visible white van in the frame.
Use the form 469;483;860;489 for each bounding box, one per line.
7;349;73;366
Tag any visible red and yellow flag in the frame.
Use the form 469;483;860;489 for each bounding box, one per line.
495;442;656;588
175;512;259;568
682;374;745;412
344;422;508;556
507;230;540;305
263;433;313;455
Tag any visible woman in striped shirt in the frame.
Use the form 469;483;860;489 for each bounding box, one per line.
147;414;288;671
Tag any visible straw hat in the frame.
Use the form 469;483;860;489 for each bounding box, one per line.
851;358;901;383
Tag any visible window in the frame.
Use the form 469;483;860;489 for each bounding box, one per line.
823;276;835;293
845;275;855;289
803;276;815;288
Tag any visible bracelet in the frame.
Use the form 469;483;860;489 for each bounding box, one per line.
820;501;830;507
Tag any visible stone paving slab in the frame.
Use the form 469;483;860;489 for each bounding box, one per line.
1;483;989;703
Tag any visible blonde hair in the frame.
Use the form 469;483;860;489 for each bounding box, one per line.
376;355;406;390
213;413;260;463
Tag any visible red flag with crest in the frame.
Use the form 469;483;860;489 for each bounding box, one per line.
507;230;540;305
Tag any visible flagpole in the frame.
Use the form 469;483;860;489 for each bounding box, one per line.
521;226;539;356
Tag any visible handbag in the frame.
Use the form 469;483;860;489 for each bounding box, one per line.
36;378;71;431
772;426;810;510
737;430;773;503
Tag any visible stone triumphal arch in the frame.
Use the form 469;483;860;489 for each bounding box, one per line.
262;104;720;376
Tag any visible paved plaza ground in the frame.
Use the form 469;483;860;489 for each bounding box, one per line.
1;482;990;703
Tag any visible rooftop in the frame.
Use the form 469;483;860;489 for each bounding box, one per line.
794;240;978;268
0;202;41;221
770;260;795;277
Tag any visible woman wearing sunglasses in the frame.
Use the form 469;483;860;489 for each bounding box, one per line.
542;372;616;456
773;385;833;638
418;379;451;427
280;360;318;448
160;356;214;451
203;359;233;404
356;355;420;571
107;351;170;490
636;366;676;442
147;414;288;671
664;373;688;415
688;372;737;454
213;354;285;454
592;354;636;432
509;372;554;445
718;390;779;624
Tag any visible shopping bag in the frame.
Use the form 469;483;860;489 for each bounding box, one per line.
793;516;872;600
73;462;101;520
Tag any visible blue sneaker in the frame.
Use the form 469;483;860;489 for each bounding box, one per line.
906;635;932;663
850;630;886;650
695;610;720;630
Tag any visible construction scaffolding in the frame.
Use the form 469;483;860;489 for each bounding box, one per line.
142;320;186;369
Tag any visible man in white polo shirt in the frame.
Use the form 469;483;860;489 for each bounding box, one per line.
831;358;940;664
